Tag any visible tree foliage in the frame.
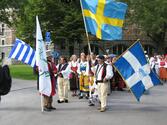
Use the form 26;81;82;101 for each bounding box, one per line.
0;0;26;26
121;0;167;52
1;0;167;52
14;0;84;45
0;0;84;46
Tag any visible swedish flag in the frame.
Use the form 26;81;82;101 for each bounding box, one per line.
81;0;128;41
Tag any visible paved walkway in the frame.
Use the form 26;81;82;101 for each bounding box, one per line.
0;79;167;125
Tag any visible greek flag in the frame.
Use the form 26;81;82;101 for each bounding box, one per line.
8;38;36;67
113;41;160;101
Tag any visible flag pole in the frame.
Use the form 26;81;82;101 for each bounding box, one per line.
41;94;44;112
36;16;44;112
80;0;92;54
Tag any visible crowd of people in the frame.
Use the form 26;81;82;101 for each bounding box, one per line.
41;51;127;112
149;54;167;83
41;51;167;112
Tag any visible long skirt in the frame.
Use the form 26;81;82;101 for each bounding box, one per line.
79;74;89;92
159;67;167;80
69;72;78;91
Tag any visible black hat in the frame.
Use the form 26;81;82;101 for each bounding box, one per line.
97;55;105;60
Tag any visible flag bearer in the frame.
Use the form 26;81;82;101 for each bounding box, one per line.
94;55;113;112
43;50;57;111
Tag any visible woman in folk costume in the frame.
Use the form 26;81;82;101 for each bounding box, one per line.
159;55;167;82
87;54;95;90
43;50;57;111
69;55;79;96
165;55;167;81
113;57;126;90
89;53;98;85
88;53;98;102
77;52;89;99
164;55;167;81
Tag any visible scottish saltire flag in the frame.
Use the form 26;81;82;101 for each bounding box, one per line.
36;16;51;96
8;38;36;67
81;0;128;40
113;41;160;101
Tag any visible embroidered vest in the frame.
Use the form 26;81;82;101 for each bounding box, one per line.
95;63;107;81
58;63;68;72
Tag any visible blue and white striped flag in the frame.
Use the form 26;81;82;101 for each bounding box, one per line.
113;41;160;101
8;38;36;67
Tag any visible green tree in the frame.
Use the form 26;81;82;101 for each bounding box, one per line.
121;0;167;53
13;0;84;49
0;0;26;26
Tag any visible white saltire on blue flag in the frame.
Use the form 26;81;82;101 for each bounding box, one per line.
113;41;160;101
36;16;51;96
8;38;36;67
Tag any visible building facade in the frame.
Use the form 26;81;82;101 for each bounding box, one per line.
78;24;167;56
1;21;167;64
0;23;15;65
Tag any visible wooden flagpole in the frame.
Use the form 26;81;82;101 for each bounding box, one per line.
80;0;92;54
41;94;44;112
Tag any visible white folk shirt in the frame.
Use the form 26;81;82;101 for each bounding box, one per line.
149;57;155;69
77;61;89;76
94;63;114;81
56;63;70;79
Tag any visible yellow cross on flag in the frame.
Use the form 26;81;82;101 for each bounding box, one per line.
81;0;128;41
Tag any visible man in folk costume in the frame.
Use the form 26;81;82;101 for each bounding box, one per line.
57;56;70;103
77;52;89;99
43;50;57;111
93;55;113;112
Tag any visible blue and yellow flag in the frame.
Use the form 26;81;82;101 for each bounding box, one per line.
81;0;128;41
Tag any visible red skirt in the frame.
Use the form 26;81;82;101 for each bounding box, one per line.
159;67;167;79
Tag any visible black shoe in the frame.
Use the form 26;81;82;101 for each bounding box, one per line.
64;99;68;103
43;107;52;112
89;103;95;106
48;107;56;110
85;96;89;99
57;100;64;103
117;88;124;91
79;96;83;99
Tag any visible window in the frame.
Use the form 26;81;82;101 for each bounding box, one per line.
83;44;99;55
112;44;127;55
2;40;5;45
1;52;5;59
1;24;5;36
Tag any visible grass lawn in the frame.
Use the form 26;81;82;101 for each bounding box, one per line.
9;65;37;80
